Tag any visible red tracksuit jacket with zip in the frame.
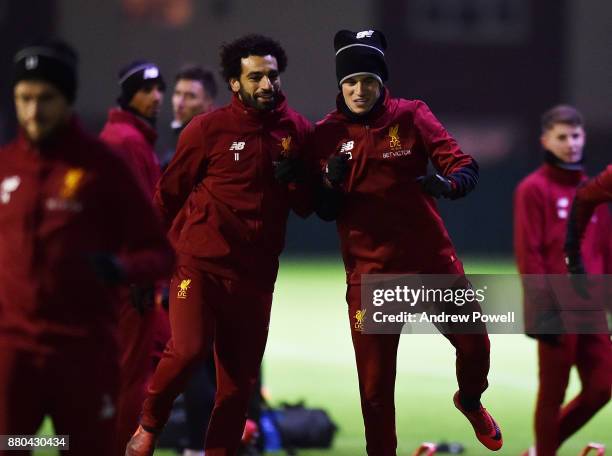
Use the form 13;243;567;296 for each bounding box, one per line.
155;93;313;290
313;90;477;284
0;117;174;352
514;163;612;331
514;163;611;275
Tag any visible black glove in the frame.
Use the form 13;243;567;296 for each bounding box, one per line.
274;157;304;184
565;252;590;299
129;284;155;315
89;253;126;285
417;173;453;198
315;184;344;222
325;154;350;187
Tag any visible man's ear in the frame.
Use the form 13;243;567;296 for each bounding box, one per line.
230;78;240;93
540;132;547;149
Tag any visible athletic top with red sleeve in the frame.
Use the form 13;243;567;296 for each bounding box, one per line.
154;93;313;290
514;162;611;275
100;108;161;198
570;164;612;245
0;118;174;353
313;90;478;284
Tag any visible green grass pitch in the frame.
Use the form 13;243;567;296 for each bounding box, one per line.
35;257;610;455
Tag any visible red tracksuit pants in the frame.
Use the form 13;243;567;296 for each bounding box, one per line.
347;261;490;456
0;345;119;456
140;260;272;456
535;334;612;456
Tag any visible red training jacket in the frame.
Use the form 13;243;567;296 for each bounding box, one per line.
155;93;313;290
514;163;612;332
313;90;476;284
100;108;161;198
0;117;174;353
514;163;611;275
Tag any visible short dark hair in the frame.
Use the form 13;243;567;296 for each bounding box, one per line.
219;34;288;86
174;64;217;99
541;105;584;132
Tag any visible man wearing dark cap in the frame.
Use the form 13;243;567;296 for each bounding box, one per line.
99;59;171;453
0;39;174;455
313;30;502;454
126;34;313;456
101;60;166;194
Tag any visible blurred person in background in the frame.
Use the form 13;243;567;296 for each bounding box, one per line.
99;59;172;454
0;39;174;455
163;64;217;170
126;34;313;456
514;105;612;456
313;29;501;455
171;64;216;137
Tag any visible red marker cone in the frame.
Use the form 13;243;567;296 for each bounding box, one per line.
412;442;437;456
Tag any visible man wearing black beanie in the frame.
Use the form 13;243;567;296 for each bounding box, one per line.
99;59;171;454
0;39;174;455
11;39;78;143
313;29;502;454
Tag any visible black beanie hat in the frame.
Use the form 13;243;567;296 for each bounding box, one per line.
13;39;79;104
334;29;388;87
117;60;166;108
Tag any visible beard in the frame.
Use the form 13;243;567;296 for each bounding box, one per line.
239;87;278;111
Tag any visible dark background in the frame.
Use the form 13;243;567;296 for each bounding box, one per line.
1;0;610;257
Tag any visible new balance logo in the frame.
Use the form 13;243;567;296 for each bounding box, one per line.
1;176;21;204
229;141;245;151
356;30;374;39
25;56;38;70
340;141;354;153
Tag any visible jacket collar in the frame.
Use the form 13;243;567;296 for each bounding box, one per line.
331;87;395;128
541;160;585;186
107;107;158;145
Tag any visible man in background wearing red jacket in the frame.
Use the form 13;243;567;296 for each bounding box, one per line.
0;40;174;455
314;29;501;455
100;60;171;453
126;34;313;456
514;105;612;456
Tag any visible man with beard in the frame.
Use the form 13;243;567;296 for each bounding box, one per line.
0;39;173;455
126;34;313;456
100;60;171;454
